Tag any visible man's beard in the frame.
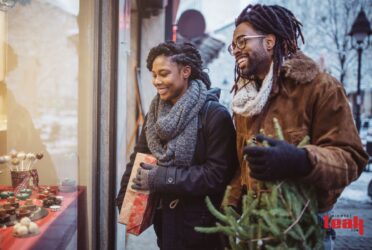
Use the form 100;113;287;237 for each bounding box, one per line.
239;50;269;80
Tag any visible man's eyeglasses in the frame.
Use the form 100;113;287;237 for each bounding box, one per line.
227;35;266;55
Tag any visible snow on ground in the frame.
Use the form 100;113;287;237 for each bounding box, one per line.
339;171;372;203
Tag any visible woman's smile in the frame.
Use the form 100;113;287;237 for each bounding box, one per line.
156;87;168;95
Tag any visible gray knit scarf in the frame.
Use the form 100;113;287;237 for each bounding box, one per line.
146;80;207;167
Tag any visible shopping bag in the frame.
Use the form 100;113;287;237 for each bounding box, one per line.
119;153;159;235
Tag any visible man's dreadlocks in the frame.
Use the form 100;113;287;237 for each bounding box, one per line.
233;4;304;90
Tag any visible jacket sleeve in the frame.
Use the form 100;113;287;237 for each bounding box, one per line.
153;104;238;196
115;116;151;211
301;78;369;190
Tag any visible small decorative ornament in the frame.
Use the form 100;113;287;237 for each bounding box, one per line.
9;150;17;159
20;217;31;227
16;192;30;200
0;209;11;224
24;199;37;211
15;225;28;236
49;205;61;212
3;203;16;215
42;195;62;208
28;222;39;234
11;158;20;165
20;188;32;195
55;196;64;202
36;153;44;160
16;207;32;219
0;191;13;199
13;216;40;237
257;239;263;247
26;153;36;160
59;179;77;193
17;152;26;160
7;196;19;208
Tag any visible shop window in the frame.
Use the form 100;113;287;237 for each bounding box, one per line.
0;1;94;249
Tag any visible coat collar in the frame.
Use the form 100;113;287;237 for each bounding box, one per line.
281;51;320;84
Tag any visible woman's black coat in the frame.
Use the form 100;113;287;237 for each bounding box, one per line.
116;89;238;250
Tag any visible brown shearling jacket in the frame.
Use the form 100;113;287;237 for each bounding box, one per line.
228;52;369;212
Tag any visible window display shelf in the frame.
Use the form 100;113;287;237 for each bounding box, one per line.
0;186;87;250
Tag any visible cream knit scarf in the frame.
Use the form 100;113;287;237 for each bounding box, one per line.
232;63;273;117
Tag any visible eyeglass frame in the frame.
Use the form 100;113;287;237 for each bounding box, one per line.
227;35;266;55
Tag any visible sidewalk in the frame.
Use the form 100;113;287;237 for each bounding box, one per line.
124;172;372;250
333;202;372;249
333;171;372;249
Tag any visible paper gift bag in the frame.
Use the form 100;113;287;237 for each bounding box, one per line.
119;153;159;235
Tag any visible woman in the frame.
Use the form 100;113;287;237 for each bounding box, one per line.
116;41;238;250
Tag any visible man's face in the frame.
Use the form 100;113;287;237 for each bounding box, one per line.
151;55;190;104
232;22;272;79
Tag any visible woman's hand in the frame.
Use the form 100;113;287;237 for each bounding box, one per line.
131;162;158;191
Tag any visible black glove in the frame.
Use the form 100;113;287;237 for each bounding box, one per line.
243;134;312;181
131;162;158;191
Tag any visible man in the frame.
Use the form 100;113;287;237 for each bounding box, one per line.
227;4;369;249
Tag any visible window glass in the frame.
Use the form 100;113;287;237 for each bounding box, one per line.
0;1;94;249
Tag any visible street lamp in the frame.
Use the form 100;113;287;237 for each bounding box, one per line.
348;8;372;133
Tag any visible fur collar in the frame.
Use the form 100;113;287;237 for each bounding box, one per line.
281;51;320;84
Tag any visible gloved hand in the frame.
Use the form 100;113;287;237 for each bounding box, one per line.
131;162;158;191
243;134;312;181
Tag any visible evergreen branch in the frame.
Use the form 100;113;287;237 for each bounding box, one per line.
195;224;235;236
297;135;310;147
198;118;321;248
204;196;230;224
273;117;285;140
284;200;310;234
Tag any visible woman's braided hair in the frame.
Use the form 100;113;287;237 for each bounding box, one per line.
146;41;211;89
234;4;304;88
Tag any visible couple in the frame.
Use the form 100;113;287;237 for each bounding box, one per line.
116;4;368;250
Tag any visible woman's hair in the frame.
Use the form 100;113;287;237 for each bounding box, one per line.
146;41;211;89
234;4;304;89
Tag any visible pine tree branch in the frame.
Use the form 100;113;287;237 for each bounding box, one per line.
284;199;310;234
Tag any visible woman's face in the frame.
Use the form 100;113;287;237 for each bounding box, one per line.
151;55;190;104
